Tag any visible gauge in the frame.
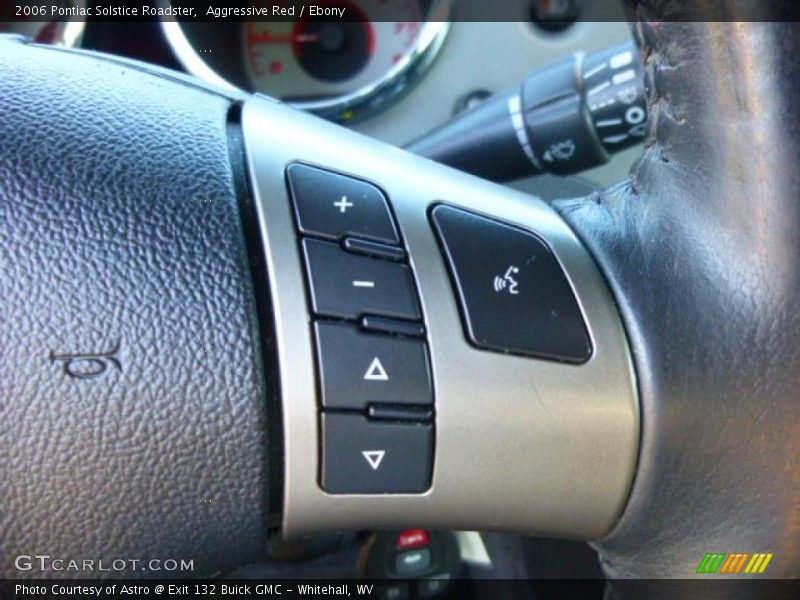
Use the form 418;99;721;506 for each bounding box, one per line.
243;2;423;102
161;0;451;121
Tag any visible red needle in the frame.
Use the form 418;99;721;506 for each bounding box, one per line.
249;32;320;45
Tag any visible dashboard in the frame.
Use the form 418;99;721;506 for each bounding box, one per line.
1;1;638;186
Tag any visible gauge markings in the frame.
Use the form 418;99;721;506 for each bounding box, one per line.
242;0;432;104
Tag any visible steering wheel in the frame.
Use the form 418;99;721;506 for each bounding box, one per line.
2;0;799;587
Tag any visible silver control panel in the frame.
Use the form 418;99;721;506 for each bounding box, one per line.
243;95;639;540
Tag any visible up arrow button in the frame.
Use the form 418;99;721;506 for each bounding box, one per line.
314;322;433;411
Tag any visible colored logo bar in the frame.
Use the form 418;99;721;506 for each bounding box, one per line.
697;552;773;574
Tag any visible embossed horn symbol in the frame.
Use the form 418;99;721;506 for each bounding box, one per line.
49;339;122;380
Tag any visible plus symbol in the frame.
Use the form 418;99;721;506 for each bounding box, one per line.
334;196;354;213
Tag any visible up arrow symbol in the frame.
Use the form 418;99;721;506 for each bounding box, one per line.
362;450;386;470
363;357;389;381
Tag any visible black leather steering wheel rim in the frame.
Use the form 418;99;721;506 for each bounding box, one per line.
557;7;800;580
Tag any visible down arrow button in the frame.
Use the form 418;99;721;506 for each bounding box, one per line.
322;413;433;494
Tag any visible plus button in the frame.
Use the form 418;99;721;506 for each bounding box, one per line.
333;196;354;213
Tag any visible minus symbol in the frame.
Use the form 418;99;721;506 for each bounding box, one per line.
353;280;375;288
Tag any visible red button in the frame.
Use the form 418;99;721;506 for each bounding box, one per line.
395;529;430;551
